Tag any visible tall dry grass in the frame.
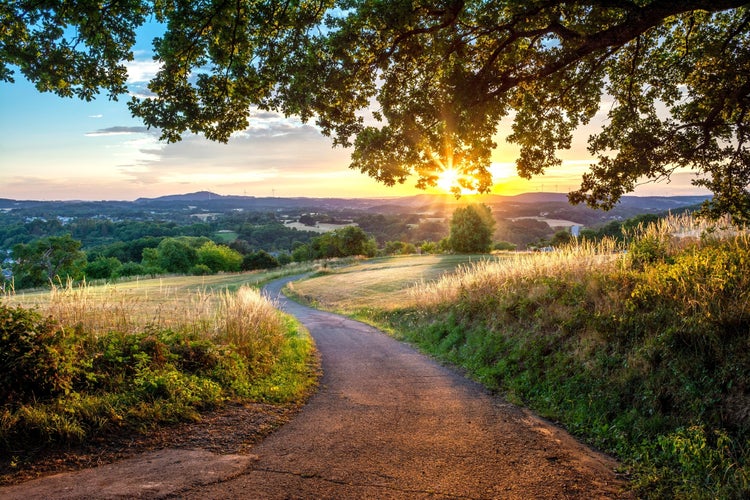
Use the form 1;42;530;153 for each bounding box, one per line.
0;278;315;459
391;212;750;498
409;213;746;311
217;286;286;370
6;279;285;355
408;237;622;309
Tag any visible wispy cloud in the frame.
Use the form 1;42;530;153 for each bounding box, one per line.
86;126;152;137
88;114;103;119
112;109;353;190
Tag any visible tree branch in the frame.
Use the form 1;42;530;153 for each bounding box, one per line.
484;0;749;98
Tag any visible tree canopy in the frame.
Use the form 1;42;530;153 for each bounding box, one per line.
4;1;750;220
12;235;86;288
449;204;495;253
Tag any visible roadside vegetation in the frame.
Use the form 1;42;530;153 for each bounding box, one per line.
288;214;750;499
0;268;319;478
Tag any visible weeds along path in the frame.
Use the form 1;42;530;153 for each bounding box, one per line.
181;275;629;499
1;275;629;499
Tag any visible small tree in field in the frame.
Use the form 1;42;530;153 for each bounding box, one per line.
449;204;495;253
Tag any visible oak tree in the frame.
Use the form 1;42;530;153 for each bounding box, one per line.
4;1;750;220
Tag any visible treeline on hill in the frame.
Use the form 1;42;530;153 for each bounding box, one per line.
0;209;450;290
4;227;380;290
0;212;311;251
0;208;452;253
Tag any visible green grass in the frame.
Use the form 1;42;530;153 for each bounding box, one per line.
213;230;239;243
289;216;750;499
0;270;319;477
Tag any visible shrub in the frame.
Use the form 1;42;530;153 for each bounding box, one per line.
242;250;279;271
113;261;146;278
493;241;517;251
0;304;78;404
190;264;212;275
197;241;243;272
0;282;318;455
84;256;123;280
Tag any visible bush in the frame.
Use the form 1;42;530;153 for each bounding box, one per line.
197;241;243;272
0;305;78;404
190;264;212;275
113;261;146;278
242;250;279;270
493;241;517;251
84;256;122;280
0;286;318;455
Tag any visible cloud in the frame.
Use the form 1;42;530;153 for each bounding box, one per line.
113;110;352;190
88;114;103;119
86;126;152;137
126;60;162;83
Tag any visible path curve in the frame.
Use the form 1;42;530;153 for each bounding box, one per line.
0;275;629;499
182;276;628;499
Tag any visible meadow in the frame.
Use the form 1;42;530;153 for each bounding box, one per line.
0;265;319;479
288;215;750;499
288;254;491;312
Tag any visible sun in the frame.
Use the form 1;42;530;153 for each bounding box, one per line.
435;168;477;195
436;168;459;193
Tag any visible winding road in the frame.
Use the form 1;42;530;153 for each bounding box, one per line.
1;275;629;498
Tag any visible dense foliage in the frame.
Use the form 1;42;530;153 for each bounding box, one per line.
11;235;86;289
4;1;749;219
292;226;377;261
1;210;324;288
0;289;317;459
0;211;316;254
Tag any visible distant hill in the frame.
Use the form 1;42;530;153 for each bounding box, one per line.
1;191;711;228
134;191;224;203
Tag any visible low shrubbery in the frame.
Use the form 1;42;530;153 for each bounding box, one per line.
0;285;317;462
373;215;750;498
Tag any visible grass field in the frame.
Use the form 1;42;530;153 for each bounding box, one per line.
286;254;500;312
213;230;239;243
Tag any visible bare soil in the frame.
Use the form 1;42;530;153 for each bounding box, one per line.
0;401;300;486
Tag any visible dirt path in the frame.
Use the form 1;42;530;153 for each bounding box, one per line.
0;275;630;499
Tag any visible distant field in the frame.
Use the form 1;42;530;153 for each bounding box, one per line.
284;222;356;233
214;230;239;242
288;254;505;312
510;216;583;228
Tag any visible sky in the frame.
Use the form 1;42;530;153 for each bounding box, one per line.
0;24;711;202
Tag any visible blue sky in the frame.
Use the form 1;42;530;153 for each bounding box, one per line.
0;22;710;201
